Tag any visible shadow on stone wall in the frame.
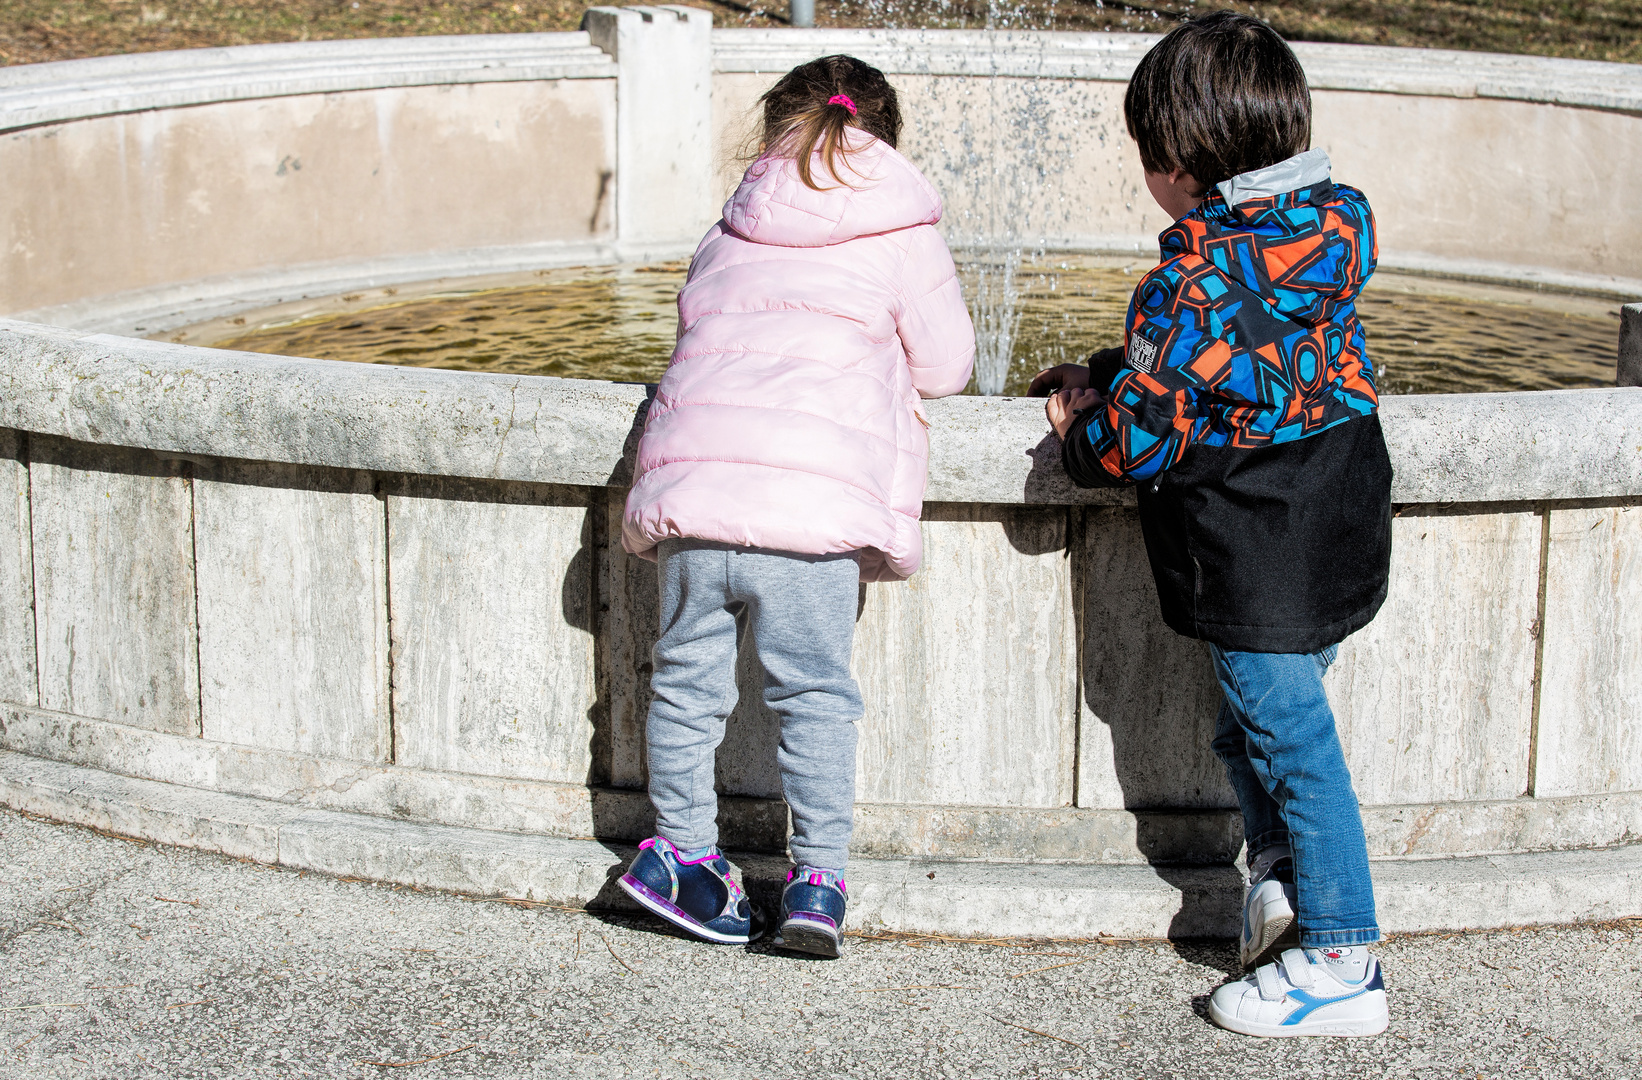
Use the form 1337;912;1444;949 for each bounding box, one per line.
1080;505;1245;937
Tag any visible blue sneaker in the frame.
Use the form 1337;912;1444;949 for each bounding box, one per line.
617;837;764;945
774;866;847;958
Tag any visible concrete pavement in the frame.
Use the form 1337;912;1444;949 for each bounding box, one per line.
0;807;1637;1079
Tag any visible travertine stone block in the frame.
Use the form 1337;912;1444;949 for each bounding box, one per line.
1329;506;1540;804
600;497;796;803
601;493;657;790
615;506;1082;809
194;460;387;761
29;436;198;734
1;79;617;315
1078;507;1230;813
1536;504;1642;797
387;477;596;784
0;430;35;705
853;504;1078;808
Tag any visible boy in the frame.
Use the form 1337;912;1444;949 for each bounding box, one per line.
1033;12;1392;1037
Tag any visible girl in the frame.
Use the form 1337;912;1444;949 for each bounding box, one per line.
617;55;975;957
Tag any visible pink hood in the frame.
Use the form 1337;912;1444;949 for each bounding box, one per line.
622;134;976;581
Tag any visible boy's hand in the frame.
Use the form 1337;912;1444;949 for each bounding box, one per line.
1027;363;1091;398
1048;388;1102;440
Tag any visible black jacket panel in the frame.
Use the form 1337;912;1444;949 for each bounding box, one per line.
1134;412;1393;653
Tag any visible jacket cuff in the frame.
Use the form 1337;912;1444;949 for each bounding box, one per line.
1060;409;1127;489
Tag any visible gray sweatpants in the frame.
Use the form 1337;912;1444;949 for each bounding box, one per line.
647;539;863;870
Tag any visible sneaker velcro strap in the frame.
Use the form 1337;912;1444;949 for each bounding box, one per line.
1279;949;1315;989
1255;963;1284;1002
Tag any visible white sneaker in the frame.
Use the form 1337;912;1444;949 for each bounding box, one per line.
1240;877;1299;969
1209;947;1389;1038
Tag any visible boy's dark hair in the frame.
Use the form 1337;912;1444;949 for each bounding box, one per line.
1124;12;1311;188
759;55;901;191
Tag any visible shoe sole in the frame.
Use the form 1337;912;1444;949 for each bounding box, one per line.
774;913;841;959
1208;991;1390;1038
1241;909;1299;969
1240;886;1299;969
617;873;750;945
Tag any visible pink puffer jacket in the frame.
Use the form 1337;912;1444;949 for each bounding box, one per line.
621;134;976;582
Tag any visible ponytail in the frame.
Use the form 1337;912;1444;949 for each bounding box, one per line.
758;56;902;192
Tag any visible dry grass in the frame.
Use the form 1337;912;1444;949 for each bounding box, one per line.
0;0;1636;67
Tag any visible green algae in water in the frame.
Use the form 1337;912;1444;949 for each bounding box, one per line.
208;259;1621;396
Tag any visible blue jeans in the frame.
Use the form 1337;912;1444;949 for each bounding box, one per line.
1209;644;1380;948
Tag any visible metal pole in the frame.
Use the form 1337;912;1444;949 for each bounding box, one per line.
790;0;815;28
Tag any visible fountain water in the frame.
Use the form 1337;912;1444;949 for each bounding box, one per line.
857;1;1118;392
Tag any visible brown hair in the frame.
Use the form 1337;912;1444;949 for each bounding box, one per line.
1124;11;1311;188
759;55;902;191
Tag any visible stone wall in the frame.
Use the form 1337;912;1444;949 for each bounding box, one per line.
2;319;1638;866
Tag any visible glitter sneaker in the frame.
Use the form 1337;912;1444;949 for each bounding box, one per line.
774;866;847;959
617;836;764;945
1209;947;1389;1038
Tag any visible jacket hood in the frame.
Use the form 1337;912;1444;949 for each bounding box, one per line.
1166;148;1376;319
722;132;943;248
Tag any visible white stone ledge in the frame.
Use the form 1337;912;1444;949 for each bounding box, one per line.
712;29;1642;115
2;28;1636;137
2;320;1640;506
3;750;1637;937
1372;253;1642;304
0;33;617;132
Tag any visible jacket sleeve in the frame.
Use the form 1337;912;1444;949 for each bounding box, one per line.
1059;347;1131;489
1079;263;1220;483
895;225;976;398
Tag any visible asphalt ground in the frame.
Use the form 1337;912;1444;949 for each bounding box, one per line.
0;807;1638;1079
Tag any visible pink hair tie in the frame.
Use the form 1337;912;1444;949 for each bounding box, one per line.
828;94;858;116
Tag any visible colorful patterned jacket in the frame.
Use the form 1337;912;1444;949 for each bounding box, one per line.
1082;148;1381;482
1062;150;1393;653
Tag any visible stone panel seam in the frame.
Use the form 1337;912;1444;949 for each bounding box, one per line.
186;461;205;740
377;479;397;767
1527;505;1551;797
1067;504;1086;810
587;487;612;788
21;430;40;710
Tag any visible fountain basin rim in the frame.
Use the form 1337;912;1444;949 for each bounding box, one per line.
4;318;1640;507
2;29;1639;135
11;242;1639;345
0;32;618;133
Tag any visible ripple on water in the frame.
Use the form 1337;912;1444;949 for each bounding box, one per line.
200;257;1622;396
